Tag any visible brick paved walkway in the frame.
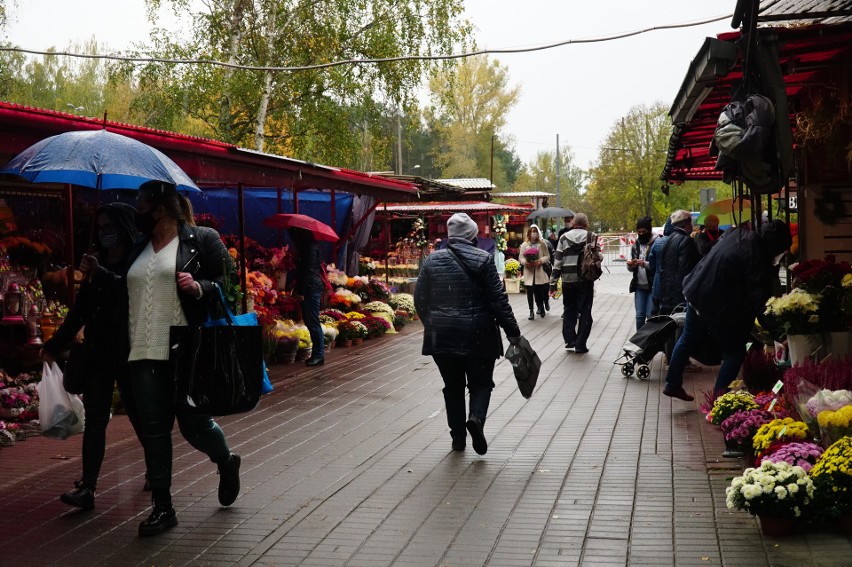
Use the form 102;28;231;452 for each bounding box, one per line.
1;271;851;566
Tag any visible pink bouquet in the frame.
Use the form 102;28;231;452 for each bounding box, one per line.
523;247;541;263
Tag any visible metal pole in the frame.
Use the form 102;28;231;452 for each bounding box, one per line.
490;134;495;186
237;183;248;313
276;187;283;246
64;184;76;306
384;202;390;288
397;113;403;175
556;134;561;207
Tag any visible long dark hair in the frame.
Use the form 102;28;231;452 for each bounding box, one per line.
138;180;195;225
94;202;138;257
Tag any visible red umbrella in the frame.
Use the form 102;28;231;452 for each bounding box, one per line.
262;213;339;242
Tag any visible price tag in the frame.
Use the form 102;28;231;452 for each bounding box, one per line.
772;380;784;394
778;426;787;437
768;399;778;412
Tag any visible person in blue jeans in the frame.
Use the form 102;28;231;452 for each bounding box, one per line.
627;216;657;331
289;227;329;367
663;220;791;401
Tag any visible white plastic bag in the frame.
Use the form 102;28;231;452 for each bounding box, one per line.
37;362;85;440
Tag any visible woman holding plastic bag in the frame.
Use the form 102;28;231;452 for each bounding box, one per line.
40;202;141;511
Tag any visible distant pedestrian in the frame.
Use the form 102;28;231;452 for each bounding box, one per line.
663;221;791;401
627;216;657;331
647;217;673;315
415;213;523;455
288;227;330;367
557;214;575;238
520;225;550;320
550;212;599;354
655;210;700;316
695;214;724;256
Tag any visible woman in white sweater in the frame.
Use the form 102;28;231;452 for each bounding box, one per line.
98;181;241;537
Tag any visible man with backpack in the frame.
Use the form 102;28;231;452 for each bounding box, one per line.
549;213;602;354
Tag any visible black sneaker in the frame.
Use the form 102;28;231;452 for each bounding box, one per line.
138;503;178;537
217;453;241;507
573;346;589;354
465;416;488;455
564;342;575;350
451;438;465;452
60;487;95;510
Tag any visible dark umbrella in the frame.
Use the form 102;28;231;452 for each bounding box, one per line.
0;129;200;192
527;206;575;220
263;213;339;242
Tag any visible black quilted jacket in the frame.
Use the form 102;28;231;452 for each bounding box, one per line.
414;239;520;359
656;228;700;313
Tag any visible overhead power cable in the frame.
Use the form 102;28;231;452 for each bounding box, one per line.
0;12;731;72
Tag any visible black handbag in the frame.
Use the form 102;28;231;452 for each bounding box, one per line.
62;342;91;395
169;287;265;416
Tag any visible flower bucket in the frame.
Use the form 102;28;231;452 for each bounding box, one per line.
722;438;744;459
339;338;352;348
826;331;851;359
758;514;797;537
787;334;823;364
352;338;363;345
504;278;521;294
296;347;312;362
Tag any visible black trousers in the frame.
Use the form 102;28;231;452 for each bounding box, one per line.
432;355;496;442
562;282;594;349
526;284;548;313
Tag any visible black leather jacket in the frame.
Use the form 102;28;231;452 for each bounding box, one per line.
414;238;520;359
293;239;325;294
43;257;130;369
657;228;700;313
98;223;235;328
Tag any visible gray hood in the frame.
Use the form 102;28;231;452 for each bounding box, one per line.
563;228;589;247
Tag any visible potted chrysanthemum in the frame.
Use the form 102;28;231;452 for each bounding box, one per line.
809;436;852;531
726;461;815;536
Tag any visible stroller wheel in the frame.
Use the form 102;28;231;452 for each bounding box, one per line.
637;365;651;380
621;362;635;377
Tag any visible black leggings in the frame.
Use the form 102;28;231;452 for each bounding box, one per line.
79;366;138;490
526;284;548;313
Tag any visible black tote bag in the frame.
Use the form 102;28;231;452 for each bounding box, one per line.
169;287;265;416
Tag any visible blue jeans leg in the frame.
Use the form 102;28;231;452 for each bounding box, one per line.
664;305;705;391
711;325;749;394
634;288;653;331
302;289;324;360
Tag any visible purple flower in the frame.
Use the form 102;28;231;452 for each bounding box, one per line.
721;409;774;444
761;442;824;472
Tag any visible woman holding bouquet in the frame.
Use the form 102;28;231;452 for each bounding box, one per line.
520;225;550;320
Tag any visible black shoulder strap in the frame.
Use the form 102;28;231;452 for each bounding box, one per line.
447;247;481;289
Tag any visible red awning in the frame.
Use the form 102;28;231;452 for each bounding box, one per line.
0;101;418;201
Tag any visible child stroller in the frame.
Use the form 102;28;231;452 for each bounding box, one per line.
614;315;680;380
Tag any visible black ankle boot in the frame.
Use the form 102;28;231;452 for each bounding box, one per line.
60;486;95;510
528;310;535;320
138;493;177;537
217;453;241;507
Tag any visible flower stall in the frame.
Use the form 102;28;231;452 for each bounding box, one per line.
763;255;852;364
705;348;852;536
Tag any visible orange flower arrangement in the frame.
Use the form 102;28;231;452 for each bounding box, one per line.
0;236;52;268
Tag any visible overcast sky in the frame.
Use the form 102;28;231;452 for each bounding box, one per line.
4;0;733;170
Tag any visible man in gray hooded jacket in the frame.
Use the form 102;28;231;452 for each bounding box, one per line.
549;213;598;353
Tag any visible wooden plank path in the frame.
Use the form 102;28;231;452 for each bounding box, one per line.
0;271;850;566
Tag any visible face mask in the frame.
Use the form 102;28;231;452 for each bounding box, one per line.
135;210;157;234
637;233;651;244
99;232;119;249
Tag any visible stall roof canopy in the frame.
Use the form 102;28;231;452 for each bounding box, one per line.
491;191;556;199
380;201;532;214
661;1;852;183
0;101;418;201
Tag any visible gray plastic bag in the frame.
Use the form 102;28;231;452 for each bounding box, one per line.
505;336;540;399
